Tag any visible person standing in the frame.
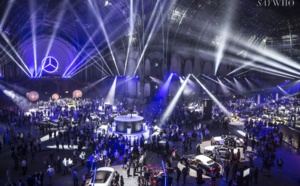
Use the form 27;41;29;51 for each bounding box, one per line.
22;159;27;176
251;138;256;151
39;171;44;186
107;157;111;167
237;149;241;162
67;137;71;148
196;166;204;184
61;139;65;150
277;158;284;173
122;153;128;169
49;131;52;141
182;167;188;184
133;159;138;176
72;169;78;186
79;151;86;166
56;156;62;174
18;179;25;186
127;161;131;177
249;166;254;184
175;167;181;182
289;134;293;146
196;143;201;155
210;170;217;186
254;166;259;184
115;171;120;184
38;138;42;152
225;149;230;163
47;165;55;185
6;168;11;184
232;163;238;180
224;163;230;182
120;175;124;186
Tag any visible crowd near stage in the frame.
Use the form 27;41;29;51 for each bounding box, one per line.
1;92;300;186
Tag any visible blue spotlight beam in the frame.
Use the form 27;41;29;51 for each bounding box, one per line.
0;83;29;111
217;78;231;94
0;0;15;30
227;61;254;75
105;76;117;105
133;1;176;76
68;61;105;78
66;54;108;77
43;0;68;62
67;11;139;77
0;44;31;77
62;25;113;77
225;55;300;79
65;5;114;77
150;76;164;85
69;55;111;78
124;0;136;76
37;0;69;77
277;85;289;96
156;73;174;98
88;0;120;75
192;74;231;117
233;78;247;92
234;37;300;72
0;34;32;77
159;74;191;125
82;76;108;93
203;74;234;91
29;0;38;77
245;78;256;90
214;0;237;75
65;50;102;77
226;38;300;78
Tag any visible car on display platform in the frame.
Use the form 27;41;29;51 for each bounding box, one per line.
203;145;238;159
88;167;115;186
177;154;222;177
211;135;244;147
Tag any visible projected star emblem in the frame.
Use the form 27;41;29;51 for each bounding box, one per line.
42;56;59;73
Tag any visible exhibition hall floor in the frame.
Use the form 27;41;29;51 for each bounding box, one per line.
1;121;300;186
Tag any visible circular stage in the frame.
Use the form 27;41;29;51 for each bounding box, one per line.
114;115;144;133
104;114;150;143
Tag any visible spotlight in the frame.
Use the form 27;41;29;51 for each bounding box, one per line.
105;76;117;104
192;74;230;117
159;74;191;125
104;0;112;6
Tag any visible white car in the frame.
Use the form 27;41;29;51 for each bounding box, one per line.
204;145;238;159
212;135;244;147
177;155;222;177
88;167;115;186
212;136;225;145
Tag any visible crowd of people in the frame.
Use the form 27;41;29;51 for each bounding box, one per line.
0;94;298;186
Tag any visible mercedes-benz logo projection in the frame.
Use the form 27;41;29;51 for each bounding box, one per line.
42;56;59;73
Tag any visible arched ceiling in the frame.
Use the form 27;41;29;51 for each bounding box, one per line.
0;0;300;79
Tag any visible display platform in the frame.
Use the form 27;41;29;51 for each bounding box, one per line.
114;115;144;133
107;129;150;143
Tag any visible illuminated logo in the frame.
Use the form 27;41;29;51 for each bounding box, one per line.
41;56;59;73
